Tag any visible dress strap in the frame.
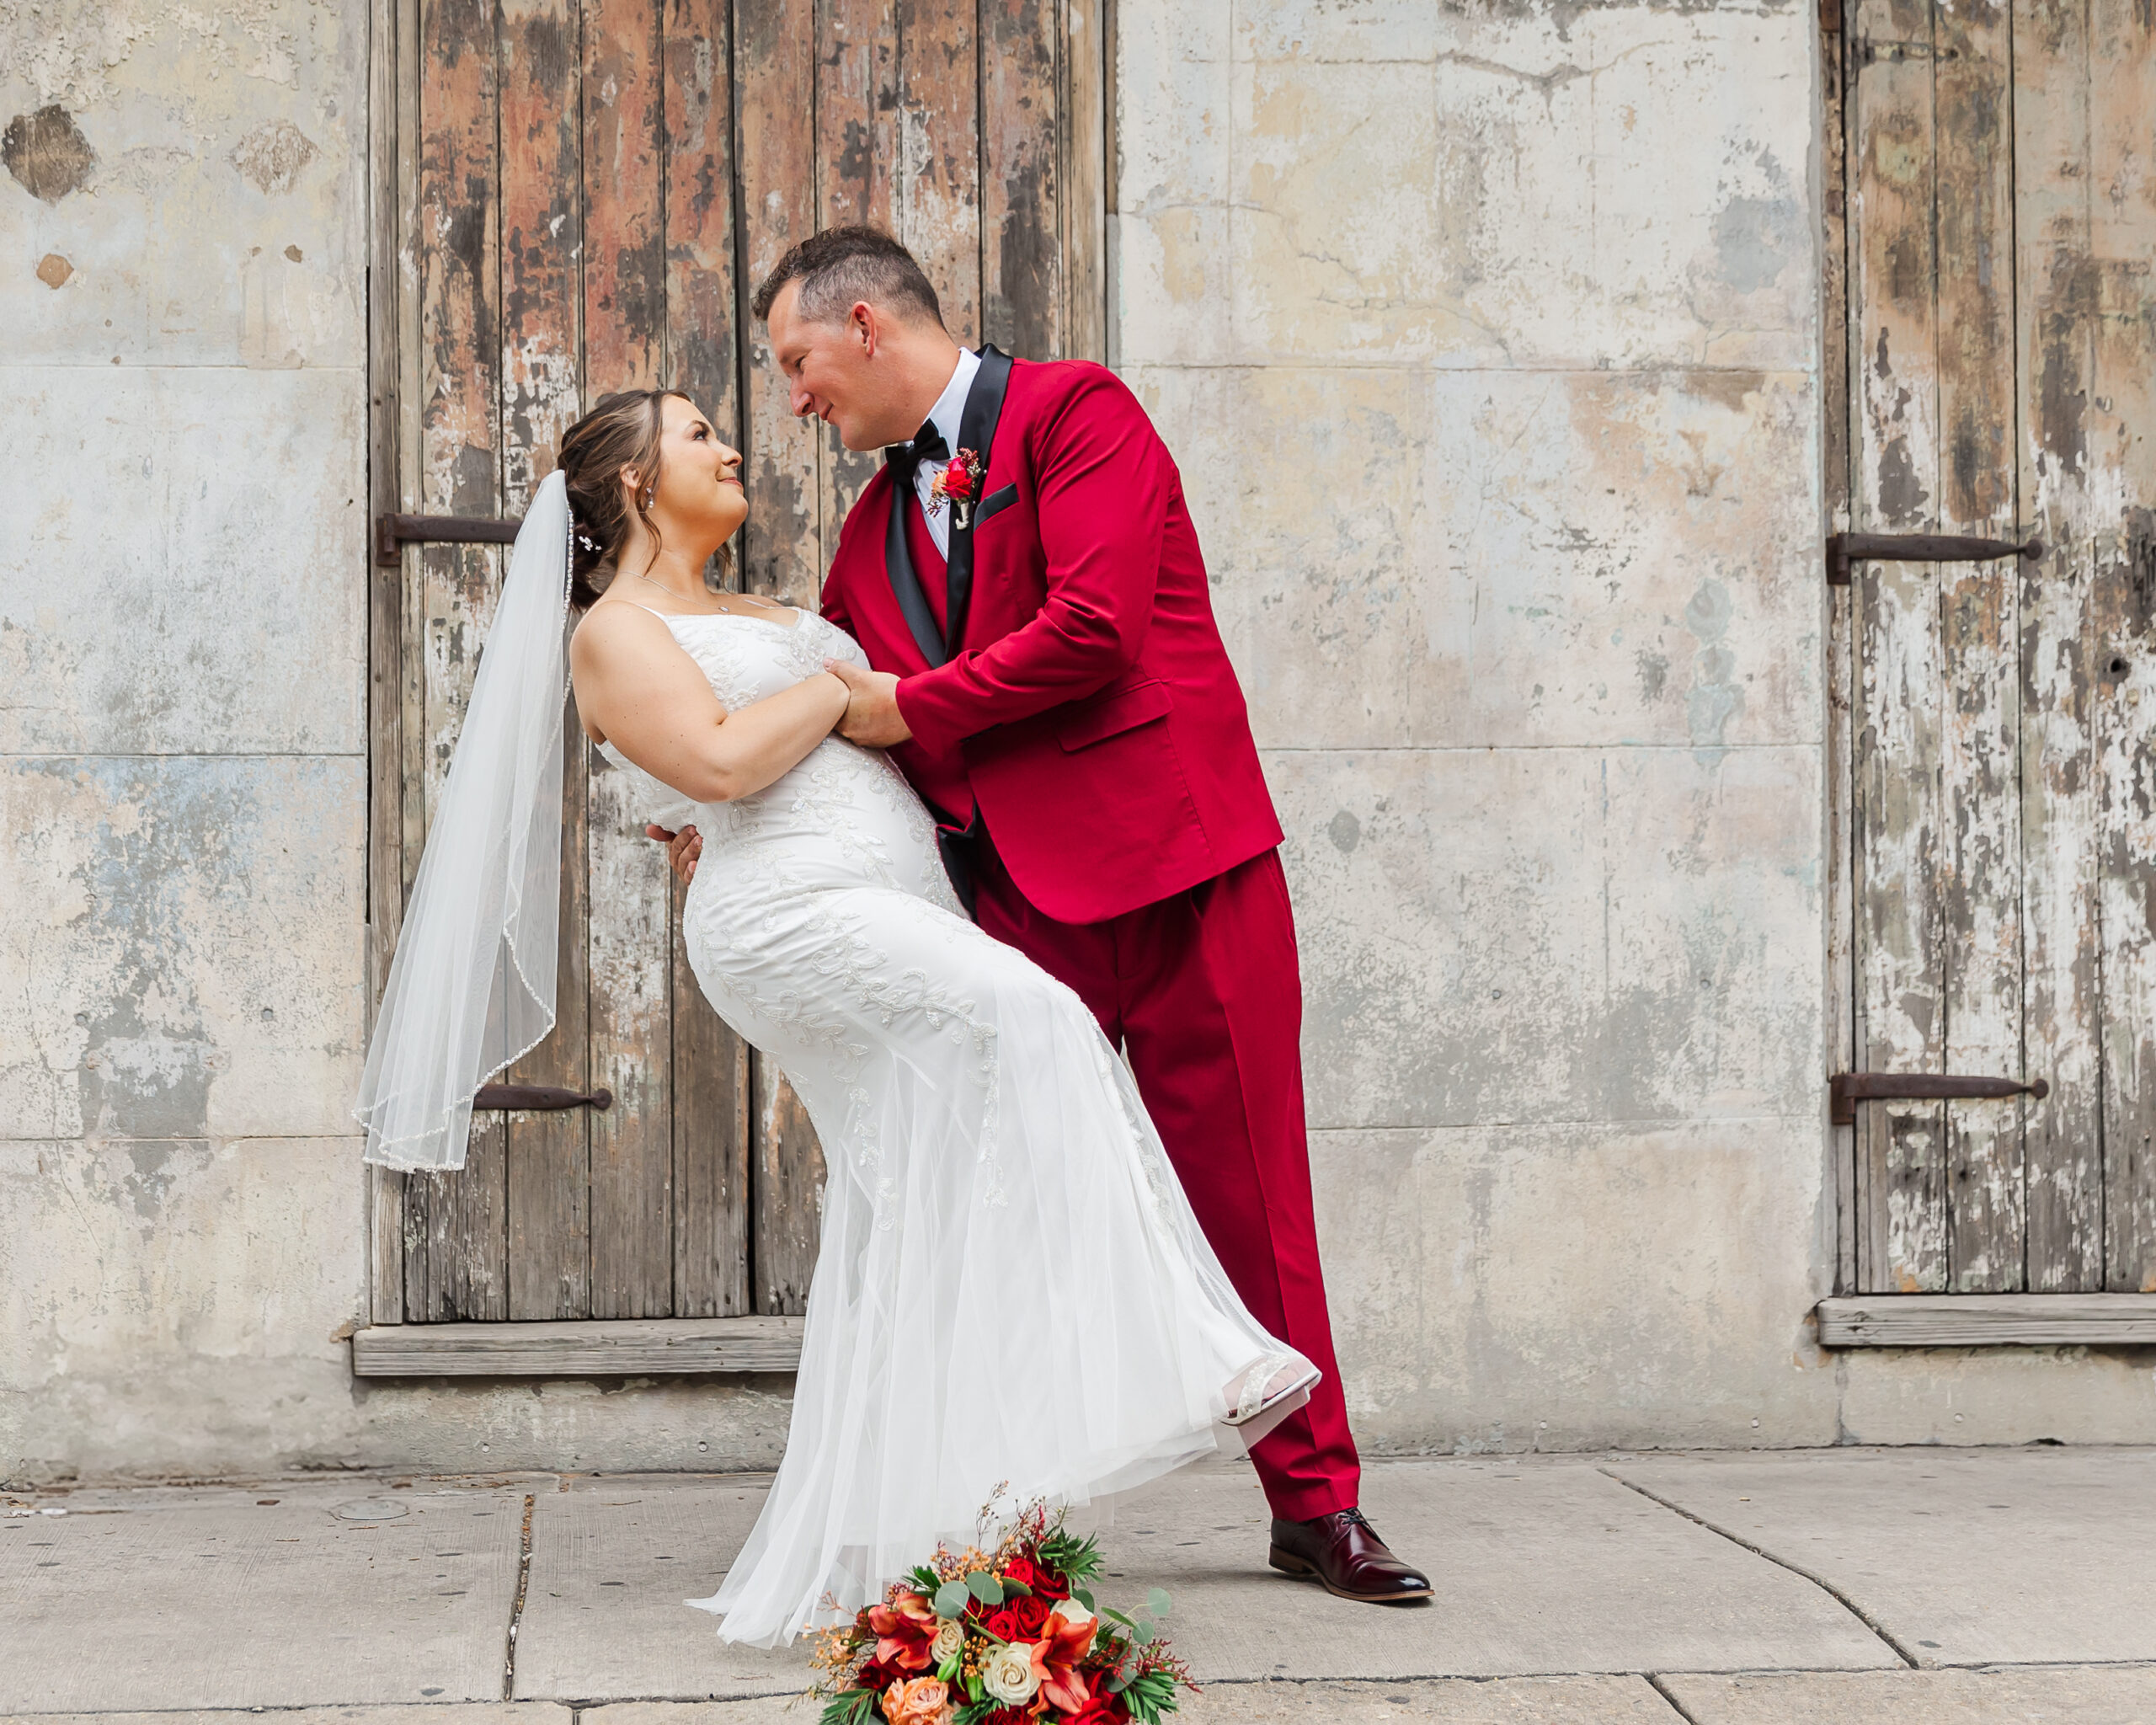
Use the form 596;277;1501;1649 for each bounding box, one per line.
616;599;680;623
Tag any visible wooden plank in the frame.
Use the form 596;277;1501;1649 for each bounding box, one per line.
814;0;897;551
1059;0;1107;363
736;0;823;608
816;0;895;231
736;0;830;1311
584;0;676;1318
584;0;667;392
754;1060;826;1314
673;900;751;1315
895;0;981;339
1817;1293;2156;1346
664;0;754;1318
499;0;593;1322
1931;0;2025;1292
1848;0;1948;1291
980;0;1059;357
664;0;741;428
382;0;425;1325
2086;0;2156;1294
1820;8;1858;1295
410;0;509;1321
366;0;413;1325
2014;0;2107;1291
353;1315;806;1375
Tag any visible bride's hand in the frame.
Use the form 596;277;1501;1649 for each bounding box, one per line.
827;660;913;748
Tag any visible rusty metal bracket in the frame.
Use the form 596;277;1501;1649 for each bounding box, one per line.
1830;1071;2048;1127
472;1083;612;1112
375;511;526;567
1827;531;2042;587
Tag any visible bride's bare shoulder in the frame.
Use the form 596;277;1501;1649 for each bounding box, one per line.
571;595;672;662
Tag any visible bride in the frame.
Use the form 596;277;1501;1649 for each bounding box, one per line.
355;387;1315;1648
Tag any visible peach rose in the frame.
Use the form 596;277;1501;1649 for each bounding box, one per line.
880;1675;953;1725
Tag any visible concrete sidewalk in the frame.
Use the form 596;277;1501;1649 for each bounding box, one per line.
5;1448;2153;1722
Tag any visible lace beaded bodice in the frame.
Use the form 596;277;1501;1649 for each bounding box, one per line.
595;609;958;914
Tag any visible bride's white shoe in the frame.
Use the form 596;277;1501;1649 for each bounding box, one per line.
1214;1351;1321;1455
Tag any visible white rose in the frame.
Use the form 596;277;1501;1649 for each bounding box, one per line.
977;1640;1041;1706
1050;1598;1095;1628
930;1618;965;1664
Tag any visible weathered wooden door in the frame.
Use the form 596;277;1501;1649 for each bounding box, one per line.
1827;0;2156;1295
364;0;1106;1327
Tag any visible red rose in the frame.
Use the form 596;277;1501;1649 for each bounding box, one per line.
1032;1568;1070;1602
1002;1557;1038;1589
1067;1696;1129;1724
1008;1594;1051;1638
982;1605;1021;1641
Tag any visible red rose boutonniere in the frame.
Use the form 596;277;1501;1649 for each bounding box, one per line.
928;448;980;530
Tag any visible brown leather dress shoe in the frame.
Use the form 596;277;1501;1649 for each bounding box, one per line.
1268;1508;1433;1603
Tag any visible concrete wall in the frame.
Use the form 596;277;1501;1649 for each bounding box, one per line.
3;0;2149;1483
1116;0;2156;1451
0;0;791;1482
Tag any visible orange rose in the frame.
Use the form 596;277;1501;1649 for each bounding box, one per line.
879;1675;953;1725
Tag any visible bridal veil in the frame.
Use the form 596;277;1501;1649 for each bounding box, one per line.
354;473;573;1171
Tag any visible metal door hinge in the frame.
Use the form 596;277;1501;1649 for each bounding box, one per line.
1827;532;2042;586
473;1083;612;1111
1830;1071;2048;1127
376;511;525;567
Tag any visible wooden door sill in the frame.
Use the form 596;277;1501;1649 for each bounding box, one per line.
1817;1293;2156;1348
350;1315;805;1377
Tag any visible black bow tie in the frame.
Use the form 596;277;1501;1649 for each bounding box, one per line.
892;420;949;467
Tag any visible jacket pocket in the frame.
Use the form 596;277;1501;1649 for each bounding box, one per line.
1057;677;1173;751
975;483;1020;525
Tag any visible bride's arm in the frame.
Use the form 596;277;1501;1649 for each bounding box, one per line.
569;606;848;804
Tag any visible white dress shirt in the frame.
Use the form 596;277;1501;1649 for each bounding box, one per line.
912;346;980;560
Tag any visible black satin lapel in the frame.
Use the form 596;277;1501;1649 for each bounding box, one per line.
943;345;1014;660
883;462;946;667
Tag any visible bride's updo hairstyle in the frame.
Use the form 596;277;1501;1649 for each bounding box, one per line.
557;387;691;609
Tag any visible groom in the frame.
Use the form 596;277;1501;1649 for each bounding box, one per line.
658;227;1428;1605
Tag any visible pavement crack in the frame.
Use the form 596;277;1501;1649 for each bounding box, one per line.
1646;1672;1702;1722
1600;1468;1920;1669
503;1490;536;1700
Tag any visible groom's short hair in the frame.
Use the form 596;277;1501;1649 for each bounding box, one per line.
750;226;945;329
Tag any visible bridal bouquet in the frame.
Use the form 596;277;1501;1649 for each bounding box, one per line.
810;1501;1197;1725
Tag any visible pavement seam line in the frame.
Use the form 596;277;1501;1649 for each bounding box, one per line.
504;1490;537;1701
1646;1672;1704;1722
1599;1468;1921;1669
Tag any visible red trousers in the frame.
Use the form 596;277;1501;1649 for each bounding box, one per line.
971;836;1361;1522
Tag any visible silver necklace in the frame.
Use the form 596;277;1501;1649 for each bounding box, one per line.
632;566;785;616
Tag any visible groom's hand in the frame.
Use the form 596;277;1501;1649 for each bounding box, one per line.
826;660;913;747
647;822;702;885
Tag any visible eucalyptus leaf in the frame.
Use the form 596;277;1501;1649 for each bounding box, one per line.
933;1580;970;1618
1147;1587;1173;1619
1073;1586;1096;1612
1133;1613;1157;1643
964;1570;1004;1605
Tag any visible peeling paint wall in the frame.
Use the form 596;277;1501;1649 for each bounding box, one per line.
1115;0;2156;1450
5;0;2149;1484
0;0;788;1482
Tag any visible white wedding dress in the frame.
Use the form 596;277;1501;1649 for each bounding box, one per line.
595;605;1310;1648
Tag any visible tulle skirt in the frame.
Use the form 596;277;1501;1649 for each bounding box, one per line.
678;862;1305;1647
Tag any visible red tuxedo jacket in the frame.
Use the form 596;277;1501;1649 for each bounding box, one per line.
819;357;1281;925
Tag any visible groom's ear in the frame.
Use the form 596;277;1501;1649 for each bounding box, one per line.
848;301;881;357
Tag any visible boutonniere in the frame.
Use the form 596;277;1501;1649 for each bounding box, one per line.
928;448;980;530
